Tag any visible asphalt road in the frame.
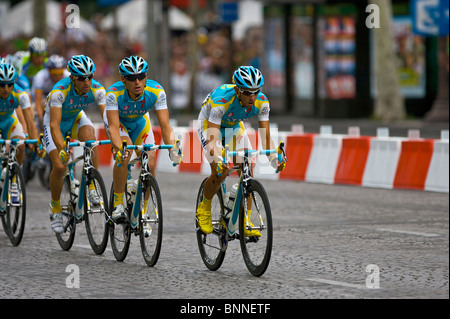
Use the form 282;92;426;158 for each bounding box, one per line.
0;166;448;305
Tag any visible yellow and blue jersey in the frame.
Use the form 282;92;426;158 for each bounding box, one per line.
0;85;31;118
105;79;167;125
46;77;106;121
199;84;270;129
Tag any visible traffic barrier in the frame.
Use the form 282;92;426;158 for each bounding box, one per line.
334;136;372;186
279;133;315;181
393;139;434;191
425;135;449;193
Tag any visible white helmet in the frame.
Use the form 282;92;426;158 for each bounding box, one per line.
28;37;48;54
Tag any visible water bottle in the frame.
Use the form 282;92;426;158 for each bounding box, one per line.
127;179;138;203
225;183;238;212
70;178;80;197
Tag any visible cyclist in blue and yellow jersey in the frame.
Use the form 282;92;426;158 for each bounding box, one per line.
21;37;48;87
0;62;43;194
104;55;182;222
43;55;106;234
196;66;286;235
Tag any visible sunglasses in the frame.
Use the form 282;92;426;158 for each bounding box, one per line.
239;89;260;97
75;75;93;81
31;52;47;57
49;69;65;76
0;82;14;88
124;73;147;81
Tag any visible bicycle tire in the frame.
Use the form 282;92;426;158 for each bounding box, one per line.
56;175;76;251
139;174;163;267
195;177;227;271
109;182;131;262
1;163;26;246
84;168;109;255
239;179;273;277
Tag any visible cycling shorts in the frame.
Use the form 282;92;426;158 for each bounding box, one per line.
103;111;155;146
42;110;94;153
0;112;26;140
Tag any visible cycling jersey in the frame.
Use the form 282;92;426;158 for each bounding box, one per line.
105;79;168;123
21;56;48;85
198;84;269;129
46;77;106;121
104;80;167;145
16;74;30;95
32;68;70;98
0;85;30;139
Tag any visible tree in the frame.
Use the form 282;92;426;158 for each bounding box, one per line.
370;0;406;122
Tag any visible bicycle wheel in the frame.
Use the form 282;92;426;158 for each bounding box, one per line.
139;174;163;267
1;163;26;246
109;182;131;261
195;177;227;271
239;179;273;277
84;168;109;255
56;175;76;251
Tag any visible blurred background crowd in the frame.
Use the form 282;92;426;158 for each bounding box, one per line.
0;0;448;122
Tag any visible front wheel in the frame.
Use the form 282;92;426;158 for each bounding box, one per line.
239;179;273;277
1;163;26;246
84;168;109;255
139;175;163;267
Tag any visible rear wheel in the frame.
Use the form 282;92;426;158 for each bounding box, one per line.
195;177;227;271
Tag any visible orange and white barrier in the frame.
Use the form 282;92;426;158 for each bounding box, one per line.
95;123;449;193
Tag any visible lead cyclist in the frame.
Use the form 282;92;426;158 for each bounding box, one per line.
196;66;286;235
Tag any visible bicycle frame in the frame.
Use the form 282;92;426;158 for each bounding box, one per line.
64;137;111;220
124;143;173;229
221;144;286;237
0;138;38;211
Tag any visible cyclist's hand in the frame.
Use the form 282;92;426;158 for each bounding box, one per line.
36;133;46;158
59;148;70;164
169;139;183;166
270;157;286;173
115;149;124;167
217;161;228;177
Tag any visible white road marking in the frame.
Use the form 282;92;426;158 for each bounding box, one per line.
305;278;368;289
376;228;442;237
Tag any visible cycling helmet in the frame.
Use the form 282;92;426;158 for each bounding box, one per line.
0;63;18;83
232;66;264;90
118;56;149;76
67;55;95;77
47;55;67;69
28;37;48;54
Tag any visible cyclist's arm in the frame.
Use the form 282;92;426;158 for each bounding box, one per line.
49;106;64;152
258;120;274;151
22;107;38;140
206;121;223;163
155;108;174;145
106;109;122;154
34;89;45;119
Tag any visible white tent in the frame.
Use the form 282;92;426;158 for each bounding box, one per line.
100;0;193;41
0;0;96;40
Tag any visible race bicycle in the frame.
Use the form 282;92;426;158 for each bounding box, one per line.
195;142;287;276
55;136;110;254
0;137;39;246
108;140;180;266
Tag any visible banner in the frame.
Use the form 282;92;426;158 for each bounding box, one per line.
411;0;449;36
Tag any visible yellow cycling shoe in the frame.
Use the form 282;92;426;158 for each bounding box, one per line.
244;213;261;238
196;201;213;234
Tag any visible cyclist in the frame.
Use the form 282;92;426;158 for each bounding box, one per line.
32;55;70;130
5;51;31;96
0;62;42;200
43;55;106;234
21;37;48;86
104;55;182;222
196;66;286;235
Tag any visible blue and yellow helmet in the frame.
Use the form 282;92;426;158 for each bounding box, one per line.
119;56;149;76
0;62;18;83
232;66;264;90
67;55;95;77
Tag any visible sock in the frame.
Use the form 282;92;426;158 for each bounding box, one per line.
114;192;124;207
201;195;212;209
51;199;62;214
